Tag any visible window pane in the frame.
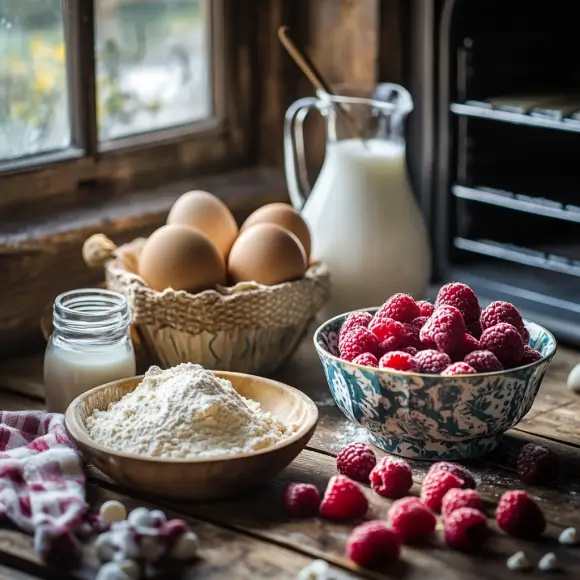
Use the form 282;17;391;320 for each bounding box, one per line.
0;0;70;161
95;0;211;142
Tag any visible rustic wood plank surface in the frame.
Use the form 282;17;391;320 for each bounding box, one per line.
0;334;579;578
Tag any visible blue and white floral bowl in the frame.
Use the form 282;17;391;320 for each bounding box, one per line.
313;309;557;460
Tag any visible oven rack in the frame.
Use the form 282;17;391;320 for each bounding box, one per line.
453;185;580;224
454;237;580;278
451;101;580;133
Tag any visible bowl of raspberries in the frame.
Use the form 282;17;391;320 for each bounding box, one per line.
313;282;557;461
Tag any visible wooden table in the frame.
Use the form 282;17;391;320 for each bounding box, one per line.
0;336;580;579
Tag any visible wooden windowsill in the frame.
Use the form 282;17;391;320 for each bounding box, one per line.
0;165;288;358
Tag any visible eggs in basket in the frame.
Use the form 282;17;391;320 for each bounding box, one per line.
82;192;329;374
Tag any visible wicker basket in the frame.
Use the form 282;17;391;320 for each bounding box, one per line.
82;234;330;374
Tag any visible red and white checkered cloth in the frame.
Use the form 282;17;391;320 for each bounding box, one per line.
0;411;87;534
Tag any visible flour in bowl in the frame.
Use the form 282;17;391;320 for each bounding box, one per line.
85;363;298;459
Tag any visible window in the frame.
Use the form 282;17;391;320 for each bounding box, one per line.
0;0;243;204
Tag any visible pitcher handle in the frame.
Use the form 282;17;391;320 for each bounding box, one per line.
284;97;320;211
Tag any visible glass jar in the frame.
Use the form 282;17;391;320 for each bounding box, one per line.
44;289;136;413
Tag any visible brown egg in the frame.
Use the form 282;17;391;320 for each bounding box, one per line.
139;225;226;292
240;203;311;259
228;223;307;286
167;190;239;257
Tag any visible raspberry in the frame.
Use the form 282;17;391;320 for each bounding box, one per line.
411;316;429;331
467;320;482;338
444;507;489;552
414;350;451;374
416;300;434;317
401;322;423;348
346;521;400;569
441;362;477;376
379;351;419;372
369;457;413;498
319;475;368;520
352;352;379;367
400;346;418;356
339;327;381;362
388;497;436;544
339;311;373;346
369;317;407;344
420;305;466;353
480;301;530;344
496;490;546;539
282;483;320;518
521;345;542;365
379;336;401;353
374;294;420;323
336;443;377;483
479;322;524;368
441;488;484;520
428;462;476;489
516;443;559;485
463;350;503;373
451;333;480;361
435;282;481;323
420;470;464;512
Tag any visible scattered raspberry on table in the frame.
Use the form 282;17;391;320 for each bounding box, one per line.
421;470;465;513
441;488;485;520
346;520;400;569
319;475;368;520
428;462;476;489
369;457;413;498
379;351;419;372
444;507;489;552
336;443;377;483
282;483;320;518
388;496;436;544
496;490;546;539
517;443;559;485
435;282;481;324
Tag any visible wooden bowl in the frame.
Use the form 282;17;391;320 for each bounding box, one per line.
65;372;318;501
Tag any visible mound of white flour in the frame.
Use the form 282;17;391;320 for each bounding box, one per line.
86;363;297;459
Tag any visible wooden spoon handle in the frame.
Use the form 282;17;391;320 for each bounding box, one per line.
278;25;365;142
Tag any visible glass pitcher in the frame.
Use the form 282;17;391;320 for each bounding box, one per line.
284;84;431;319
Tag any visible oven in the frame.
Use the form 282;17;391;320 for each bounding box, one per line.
407;0;580;343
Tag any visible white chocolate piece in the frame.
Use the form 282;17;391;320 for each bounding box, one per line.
95;561;134;580
138;535;166;564
506;551;531;571
100;501;127;524
297;559;331;580
95;533;117;562
127;507;154;528
170;531;199;561
148;509;167;526
567;363;580;393
538;552;558;572
117;560;140;579
559;527;578;545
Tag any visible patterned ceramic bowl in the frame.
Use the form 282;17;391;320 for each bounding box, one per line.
314;309;557;460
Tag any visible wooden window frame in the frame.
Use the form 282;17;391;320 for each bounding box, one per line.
0;0;255;211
